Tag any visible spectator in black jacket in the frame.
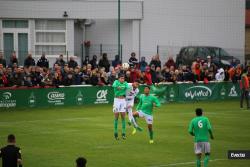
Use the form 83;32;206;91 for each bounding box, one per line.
37;53;49;68
24;54;35;68
99;53;110;72
150;54;161;68
9;52;18;68
90;55;98;69
129;52;138;67
112;55;121;68
0;52;7;67
54;54;65;67
150;64;157;83
68;56;78;69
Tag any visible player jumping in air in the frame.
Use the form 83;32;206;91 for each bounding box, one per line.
125;80;143;132
112;74;129;140
133;86;161;144
188;108;214;167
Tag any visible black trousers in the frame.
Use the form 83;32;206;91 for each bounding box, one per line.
240;89;249;109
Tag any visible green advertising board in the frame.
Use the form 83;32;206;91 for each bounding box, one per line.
0;82;241;108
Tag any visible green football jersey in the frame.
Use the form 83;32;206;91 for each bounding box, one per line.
188;116;212;142
112;80;129;97
136;94;161;115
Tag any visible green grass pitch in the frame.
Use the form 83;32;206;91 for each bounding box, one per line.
0;100;250;167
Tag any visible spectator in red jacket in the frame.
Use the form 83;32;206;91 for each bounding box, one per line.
144;66;152;85
165;56;176;69
130;65;139;83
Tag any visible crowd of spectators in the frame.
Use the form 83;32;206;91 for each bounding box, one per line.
0;51;245;88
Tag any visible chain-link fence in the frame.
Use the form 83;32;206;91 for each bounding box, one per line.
82;44;122;63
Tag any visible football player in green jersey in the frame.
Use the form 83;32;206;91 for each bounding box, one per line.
133;86;161;144
188;108;214;167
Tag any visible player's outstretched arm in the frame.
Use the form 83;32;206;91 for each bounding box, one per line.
153;96;161;107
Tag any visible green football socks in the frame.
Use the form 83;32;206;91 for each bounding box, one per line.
204;155;210;167
114;119;118;134
122;119;126;135
196;157;201;167
149;130;153;140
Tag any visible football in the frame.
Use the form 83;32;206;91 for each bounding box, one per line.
122;62;130;69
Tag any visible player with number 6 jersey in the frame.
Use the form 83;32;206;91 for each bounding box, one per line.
188;108;214;167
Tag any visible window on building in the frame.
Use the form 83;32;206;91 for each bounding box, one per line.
2;20;28;28
35;20;66;55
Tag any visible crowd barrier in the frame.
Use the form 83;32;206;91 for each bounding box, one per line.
0;82;241;108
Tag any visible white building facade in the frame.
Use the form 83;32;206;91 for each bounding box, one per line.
0;0;245;66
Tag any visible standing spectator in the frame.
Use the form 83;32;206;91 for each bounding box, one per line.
139;57;148;72
24;53;35;68
76;157;87;167
112;55;121;68
54;54;65;67
68;56;78;69
0;52;7;67
90;55;98;69
37;53;49;68
206;56;216;69
9;52;18;67
240;68;250;109
165;56;176;69
150;64;157;83
150;54;161;68
82;56;90;66
99;53;110;72
128;52;138;67
130;65;139;83
0;134;22;167
144;66;152;85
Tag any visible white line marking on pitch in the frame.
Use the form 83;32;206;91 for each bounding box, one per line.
149;159;227;167
0;117;90;125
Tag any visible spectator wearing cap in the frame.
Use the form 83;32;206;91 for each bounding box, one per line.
37;53;49;68
139;57;148;72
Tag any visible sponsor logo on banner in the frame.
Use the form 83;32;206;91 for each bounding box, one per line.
228;86;238;97
47;91;65;105
95;90;108;104
76;91;83;105
0;92;16;108
184;86;212;99
28;92;36;107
